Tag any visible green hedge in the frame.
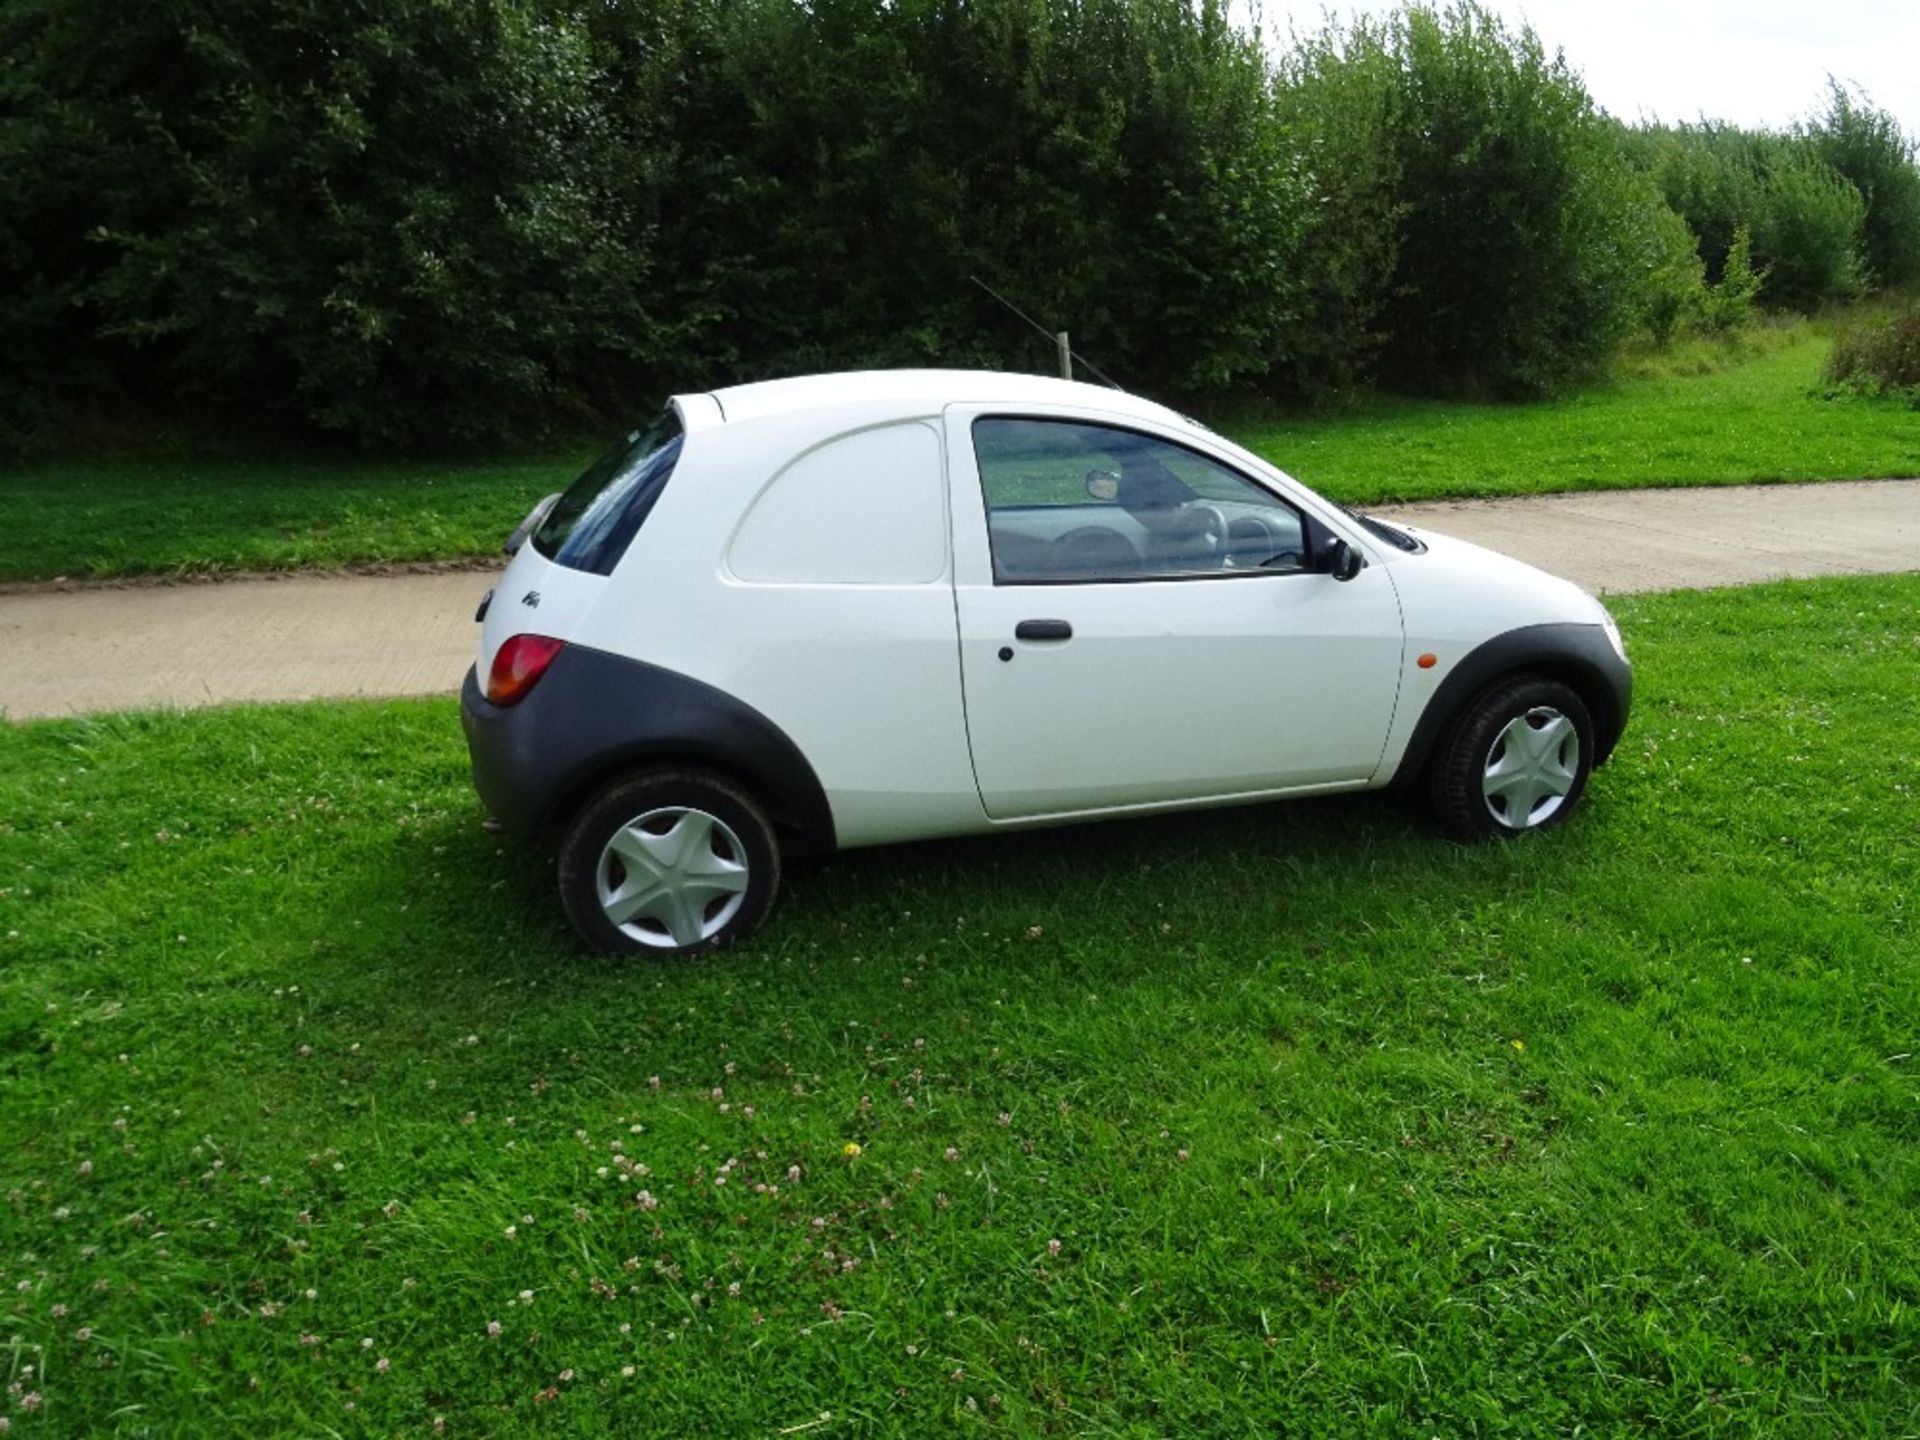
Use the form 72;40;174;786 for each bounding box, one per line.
2;0;1915;448
1636;121;1866;312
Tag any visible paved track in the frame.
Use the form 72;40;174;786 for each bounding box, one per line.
1376;479;1920;598
2;570;489;720
3;479;1916;720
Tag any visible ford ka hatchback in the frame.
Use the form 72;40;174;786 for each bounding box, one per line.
460;370;1631;955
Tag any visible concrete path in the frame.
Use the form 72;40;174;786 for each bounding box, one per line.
1374;479;1920;598
3;479;1917;720
1;570;489;720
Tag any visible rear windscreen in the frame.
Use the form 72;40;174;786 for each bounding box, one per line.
533;409;684;575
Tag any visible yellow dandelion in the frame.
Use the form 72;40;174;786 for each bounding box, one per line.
842;1142;863;1159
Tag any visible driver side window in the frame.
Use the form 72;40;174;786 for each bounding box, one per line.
973;418;1307;584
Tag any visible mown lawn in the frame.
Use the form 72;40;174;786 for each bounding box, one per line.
0;448;593;585
3;326;1916;582
1238;327;1920;503
2;575;1917;1436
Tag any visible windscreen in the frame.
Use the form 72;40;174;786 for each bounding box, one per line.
533;409;684;575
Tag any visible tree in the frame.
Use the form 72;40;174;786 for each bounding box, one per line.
1805;80;1920;292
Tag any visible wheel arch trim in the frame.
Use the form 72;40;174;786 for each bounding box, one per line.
1387;622;1632;788
461;647;837;854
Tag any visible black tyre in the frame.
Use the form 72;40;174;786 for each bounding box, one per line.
557;769;781;955
1427;676;1595;838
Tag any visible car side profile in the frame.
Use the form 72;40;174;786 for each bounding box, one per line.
460;370;1631;955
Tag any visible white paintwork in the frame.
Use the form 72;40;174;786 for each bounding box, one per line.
482;369;1620;849
710;369;1187;428
1364;526;1615;783
571;398;981;848
943;403;1406;818
476;540;609;681
727;422;947;585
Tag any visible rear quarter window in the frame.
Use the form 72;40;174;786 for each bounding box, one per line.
534;410;684;575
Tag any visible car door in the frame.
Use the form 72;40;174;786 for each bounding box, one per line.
947;407;1407;820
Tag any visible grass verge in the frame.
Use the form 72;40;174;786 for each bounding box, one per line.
3;577;1918;1436
1239;323;1920;503
4;326;1918;583
0;449;592;585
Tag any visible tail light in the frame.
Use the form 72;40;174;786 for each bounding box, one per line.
486;634;565;707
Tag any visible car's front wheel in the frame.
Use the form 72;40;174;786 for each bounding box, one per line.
1428;677;1595;838
557;769;781;955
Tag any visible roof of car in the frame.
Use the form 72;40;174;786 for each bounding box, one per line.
706;369;1188;427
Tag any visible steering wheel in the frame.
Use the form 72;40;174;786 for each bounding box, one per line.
1218;513;1307;571
1050;526;1138;578
1180;503;1231;566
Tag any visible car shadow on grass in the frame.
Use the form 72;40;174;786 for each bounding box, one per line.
397;780;1587;996
337;725;1634;1102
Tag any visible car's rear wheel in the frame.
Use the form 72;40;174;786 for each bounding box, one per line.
557;769;780;955
1428;676;1594;838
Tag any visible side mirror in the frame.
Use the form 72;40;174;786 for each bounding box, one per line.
1324;537;1363;582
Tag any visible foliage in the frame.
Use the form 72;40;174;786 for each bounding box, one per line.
1635;121;1866;312
0;0;687;448
1700;226;1765;333
1804;80;1920;291
1753;146;1867;309
1634;190;1709;345
1826;305;1920;403
665;0;1313;397
1269;21;1407;397
1284;5;1666;397
0;0;1312;445
4;0;1920;447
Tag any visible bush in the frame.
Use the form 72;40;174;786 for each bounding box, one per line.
1;0;1912;449
659;0;1313;400
1269;21;1407;397
1805;81;1920;292
1281;4;1663;397
1633;186;1708;344
1753;148;1866;310
1700;227;1765;333
1827;307;1920;401
2;0;684;448
1;0;1318;445
1637;121;1866;313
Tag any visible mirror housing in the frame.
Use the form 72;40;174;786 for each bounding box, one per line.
1323;537;1363;582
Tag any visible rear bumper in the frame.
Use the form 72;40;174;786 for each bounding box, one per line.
460;664;548;837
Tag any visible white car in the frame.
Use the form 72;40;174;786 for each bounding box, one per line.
461;370;1631;955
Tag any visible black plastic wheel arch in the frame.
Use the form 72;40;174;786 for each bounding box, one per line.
461;645;836;854
1389;622;1632;788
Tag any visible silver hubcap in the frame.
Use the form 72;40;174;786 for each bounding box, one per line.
595;807;750;949
1481;707;1580;829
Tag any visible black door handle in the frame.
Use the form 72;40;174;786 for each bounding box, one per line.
1014;619;1072;641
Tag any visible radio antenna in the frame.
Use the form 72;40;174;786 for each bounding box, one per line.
969;276;1125;391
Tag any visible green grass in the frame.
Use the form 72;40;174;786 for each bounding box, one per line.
1239;325;1920;504
4;325;1918;583
3;575;1916;1435
0;447;594;584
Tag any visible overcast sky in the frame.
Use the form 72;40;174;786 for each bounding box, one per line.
1247;1;1920;137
